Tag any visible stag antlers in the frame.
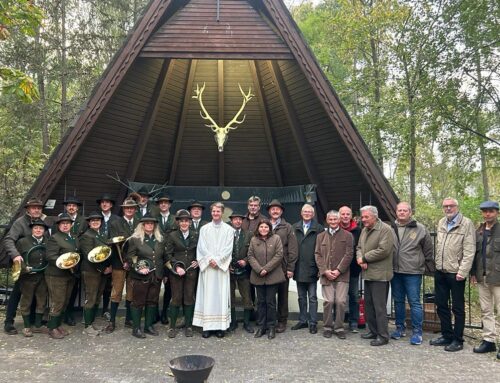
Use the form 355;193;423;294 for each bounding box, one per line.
193;83;254;152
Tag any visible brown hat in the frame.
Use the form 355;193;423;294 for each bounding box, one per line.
267;199;285;211
121;198;138;208
25;197;44;208
175;209;192;221
187;200;205;210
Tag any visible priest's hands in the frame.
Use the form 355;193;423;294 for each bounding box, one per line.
209;259;218;269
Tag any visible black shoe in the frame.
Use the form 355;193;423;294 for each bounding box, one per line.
64;317;76;326
444;340;463;352
185;327;193;337
473;340;496;353
132;328;146;339
291;322;308;331
429;336;453;346
160;315;169;325
4;323;18;335
370;337;389;346
309;325;317;334
254;328;266;338
276;322;286;333
361;332;377;339
202;331;211;338
228;322;238;332
215;330;225;338
144;326;159;336
268;327;276;339
243;323;254;334
124;320;133;329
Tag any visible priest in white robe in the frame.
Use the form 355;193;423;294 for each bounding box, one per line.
193;202;234;338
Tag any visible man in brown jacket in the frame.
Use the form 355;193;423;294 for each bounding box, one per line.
357;205;394;346
315;210;353;339
268;199;298;333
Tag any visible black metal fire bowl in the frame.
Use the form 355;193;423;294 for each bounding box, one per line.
168;354;215;383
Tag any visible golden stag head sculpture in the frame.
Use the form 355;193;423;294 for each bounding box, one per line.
193;83;254;152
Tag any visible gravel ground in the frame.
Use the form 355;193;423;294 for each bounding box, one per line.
1;311;500;383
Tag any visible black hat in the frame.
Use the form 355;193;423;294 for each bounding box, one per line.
63;196;82;206
121;198;138;208
96;193;116;205
139;213;158;223
229;211;246;219
85;211;103;221
56;213;74;224
156;193;174;204
137;186;152;197
175;209;192;221
29;219;48;229
187;200;205;210
479;201;499;210
267;199;285;211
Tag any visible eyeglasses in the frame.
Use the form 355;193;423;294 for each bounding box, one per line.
442;205;457;209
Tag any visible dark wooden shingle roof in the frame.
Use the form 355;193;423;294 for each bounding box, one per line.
17;0;398;220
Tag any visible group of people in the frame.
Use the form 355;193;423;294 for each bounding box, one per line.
2;191;500;357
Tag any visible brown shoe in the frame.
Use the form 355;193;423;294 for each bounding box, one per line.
57;326;69;337
276;322;286;333
335;330;346;340
104;322;115;334
22;328;33;337
32;326;49;334
323;329;333;338
48;328;64;339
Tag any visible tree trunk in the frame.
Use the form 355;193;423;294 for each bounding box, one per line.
370;34;383;168
475;53;489;199
35;27;50;154
60;0;68;138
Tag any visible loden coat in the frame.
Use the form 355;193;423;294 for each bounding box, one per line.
357;219;394;282
127;235;166;281
472;221;500;286
272;218;298;274
45;231;79;278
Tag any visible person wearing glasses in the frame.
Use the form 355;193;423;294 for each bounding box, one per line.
430;197;475;352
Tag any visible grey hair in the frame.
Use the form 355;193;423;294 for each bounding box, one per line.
326;210;340;218
301;204;315;215
247;196;261;205
360;205;378;218
443;197;459;207
397;202;412;213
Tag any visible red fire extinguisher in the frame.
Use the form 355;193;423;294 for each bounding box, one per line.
358;296;366;326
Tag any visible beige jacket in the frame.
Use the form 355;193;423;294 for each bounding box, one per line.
435;213;476;278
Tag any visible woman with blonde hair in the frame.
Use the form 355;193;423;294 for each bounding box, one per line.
126;214;166;338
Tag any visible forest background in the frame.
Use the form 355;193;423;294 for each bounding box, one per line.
0;0;498;229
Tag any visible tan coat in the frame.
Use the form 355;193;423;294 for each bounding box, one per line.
315;229;353;285
248;234;285;286
435;213;476;278
357;219;394;282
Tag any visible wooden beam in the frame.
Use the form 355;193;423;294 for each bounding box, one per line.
169;59;198;185
117;59;172;204
218;59;225;186
267;60;329;215
251;60;283;187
